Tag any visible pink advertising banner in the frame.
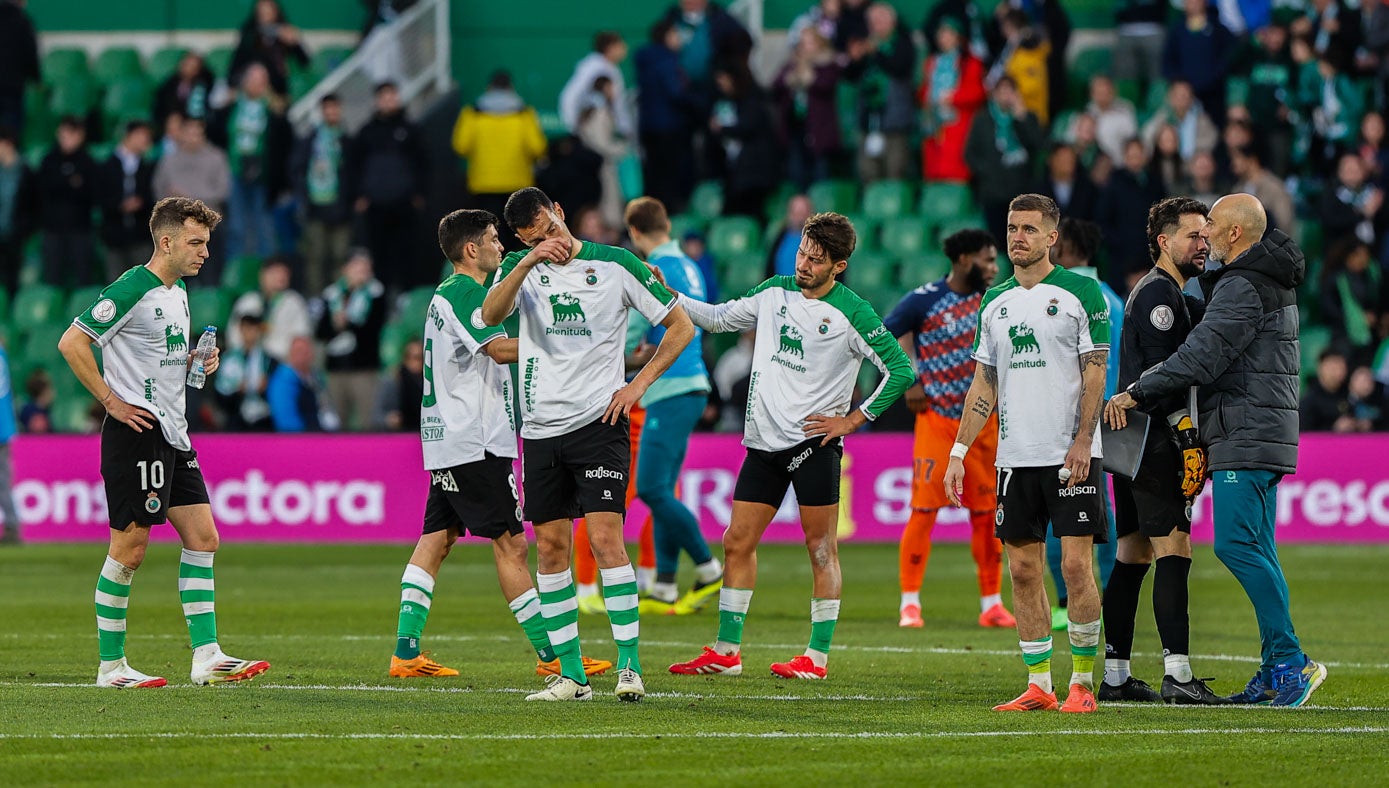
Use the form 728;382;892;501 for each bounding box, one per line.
10;433;1389;544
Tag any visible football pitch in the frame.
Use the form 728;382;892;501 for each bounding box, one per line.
1;541;1385;786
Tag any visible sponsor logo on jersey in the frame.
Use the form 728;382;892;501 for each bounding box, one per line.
549;292;587;323
1090;308;1110;324
154;307;165;320
143;377;157;403
1008;324;1040;355
164;324;187;354
431;470;459;492
159;356;188;368
585;466;625;480
186;458;199;469
420;414;445;442
539;274;550;286
1150;305;1175;331
778;324;804;358
91;298;118;323
865;324;886;340
779;305;788;316
523;357;538;413
1057;484;1098;498
1078;511;1090;522
998;307;1008;318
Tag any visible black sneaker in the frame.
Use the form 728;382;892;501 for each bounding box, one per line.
1161;675;1234;705
1097;676;1162;702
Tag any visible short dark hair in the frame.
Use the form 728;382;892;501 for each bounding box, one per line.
57;115;84;132
438;209;498;263
1057;218;1102;264
649;19;675;44
123;119;151;138
320;92;341;105
1007;193;1060;227
149;196;222;240
624;196;670;236
941;228;996;262
1146;196;1208;263
487;70;512;90
504;187;555;233
374;81;398;94
801;212;856;263
594;31;623;53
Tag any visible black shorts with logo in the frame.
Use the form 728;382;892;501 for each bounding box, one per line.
522;417;629;524
1114;432;1192;538
101;416;210;530
994;460;1108;543
423;453;524;539
733;438;843;508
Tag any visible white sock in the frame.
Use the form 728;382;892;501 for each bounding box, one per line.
714;587;753;655
804;649;829;668
576;582;599;598
636;566;655;594
694;558;722;585
900;591;920;610
980;593;1002;612
1068;619;1102;688
803;598;840;668
1020;637;1054;694
650;581;678;603
1165;653;1193;683
1104;658;1131;687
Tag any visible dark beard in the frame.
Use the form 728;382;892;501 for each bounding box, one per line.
1176;261;1204;279
966;265;989;293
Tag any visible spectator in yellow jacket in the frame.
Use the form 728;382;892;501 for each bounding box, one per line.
452;70;547;242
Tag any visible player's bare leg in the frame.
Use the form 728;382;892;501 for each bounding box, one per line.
1057;535;1100;711
583;510;644;699
993;539;1059;710
95;523;166;688
770;504;840;679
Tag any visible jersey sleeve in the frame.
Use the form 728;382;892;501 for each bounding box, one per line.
846;301;916;420
73;272;151;347
1128;281;1189;373
616;249;677;325
882;290;925;339
972;292;998;366
681;276;787;334
1075;278;1111;354
485;251;528;319
444;284;506;354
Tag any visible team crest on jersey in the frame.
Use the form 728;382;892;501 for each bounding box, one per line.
584;267;598;286
92;299;117;323
164;324;187;354
778;324;805;358
818;318;831;335
1184;501;1193;522
1046;298;1059;316
145;492;162;513
1008;324;1040;355
1150;305;1175;331
549;293;586;322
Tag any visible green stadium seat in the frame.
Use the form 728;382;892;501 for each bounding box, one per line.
717;252;766;296
762;182;798;219
1300;325;1332;381
807;179;857;214
1050;110;1077;142
898;252;952;288
840;213;879;251
93;47;145;86
101;77;153;136
668;213;705;242
187;289;232;332
64;286;104;321
1296;220;1324;261
1227;77;1251;108
148;47;188;82
1115;78;1142;107
707;216;762;260
20;322;68;373
48;77;97;119
846;251;896;290
1144;80;1169;114
854;283;902;318
22;84;52;149
220;255;262;293
311;47;354;79
690;181;724;221
88;142;113;163
879;217;930;261
919;183;974;220
379;319;418;370
1067;47;1112;108
397;286;437;325
51;395;96;434
288;69;316;102
936;215;989;245
205;47;235;77
42;48;91;87
861;179;914;220
12;284;65;335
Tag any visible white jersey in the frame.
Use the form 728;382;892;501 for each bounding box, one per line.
420;273;517;469
973;265;1111;467
680;277;915;452
73;266;194;451
495;241;676;440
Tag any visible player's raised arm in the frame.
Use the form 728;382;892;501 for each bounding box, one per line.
480;237;569;326
678;286;764;334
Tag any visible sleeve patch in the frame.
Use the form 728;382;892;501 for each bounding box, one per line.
1149;305;1174;331
91;299;118;323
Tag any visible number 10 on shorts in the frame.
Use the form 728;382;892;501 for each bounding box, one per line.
137;460;165;490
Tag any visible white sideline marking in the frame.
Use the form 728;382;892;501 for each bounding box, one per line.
1;727;1385;742
4;632;1384;671
0;682;1381;711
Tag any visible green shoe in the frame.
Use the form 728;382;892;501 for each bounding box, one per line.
670;577;723;616
1050;607;1068;631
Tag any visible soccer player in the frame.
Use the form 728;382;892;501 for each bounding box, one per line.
624;196;724;615
482;187;695;702
667;212;915;679
1098;197;1228;704
388;209;612;681
944;193;1109;713
1108;194;1325;708
57;197;270;688
883;228;1015;630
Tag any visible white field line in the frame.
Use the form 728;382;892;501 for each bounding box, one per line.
0;728;1386;742
1;681;1384;712
5;631;1386;671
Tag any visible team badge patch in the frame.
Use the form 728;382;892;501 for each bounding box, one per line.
92;299;117;323
471;308;487;330
995;506;1005;526
1184;501;1193;522
144;492;162;514
1046;298;1059;316
1150;305;1175;331
585;267;598;286
818;318;830;334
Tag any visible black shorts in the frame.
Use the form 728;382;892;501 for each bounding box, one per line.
1114;434;1193;538
994;461;1108;543
522;417;629;524
100;416;209;530
423;453;523;540
733;438;843;508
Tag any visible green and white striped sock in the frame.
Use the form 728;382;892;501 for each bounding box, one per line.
601;565;641;674
508;587;555;662
395;564;434;660
178;549;218;650
95;556;134;667
804;598;840;668
537;570;585;683
714;587;753;655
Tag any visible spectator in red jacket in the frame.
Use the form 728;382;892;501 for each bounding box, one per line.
918;17;985;182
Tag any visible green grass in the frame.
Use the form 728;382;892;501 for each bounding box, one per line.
1;542;1386;786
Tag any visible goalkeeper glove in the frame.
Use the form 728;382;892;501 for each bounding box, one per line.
1170;413;1207;498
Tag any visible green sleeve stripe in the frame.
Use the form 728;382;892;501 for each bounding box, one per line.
1053;272;1113;348
612;246;676;306
743;275;798;299
440;278;507;346
972;278;1016;353
76;266;160;337
830;286;916;420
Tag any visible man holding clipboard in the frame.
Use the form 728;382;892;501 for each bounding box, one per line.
1100;197;1228;705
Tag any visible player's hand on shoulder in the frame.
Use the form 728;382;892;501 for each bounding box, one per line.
105;396;157;433
645;261;667;287
943;457;965;507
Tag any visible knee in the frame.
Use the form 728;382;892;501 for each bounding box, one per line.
496;534;528;565
535;530;569;561
115;544;148;570
804;536;838;569
184;532;219;553
1008;558;1043;588
1060;553;1090;583
723;529;757;559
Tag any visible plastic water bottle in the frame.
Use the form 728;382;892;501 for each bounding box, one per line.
186;326;217;389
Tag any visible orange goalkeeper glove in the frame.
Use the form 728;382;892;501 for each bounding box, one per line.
1172;414;1207;498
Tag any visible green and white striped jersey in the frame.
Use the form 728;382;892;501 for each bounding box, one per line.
495;241;676;440
73;266;194;451
421;273;516;470
681;277;915;452
972;265;1111;468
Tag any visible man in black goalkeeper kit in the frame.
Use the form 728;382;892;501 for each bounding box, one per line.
1100;197;1230;705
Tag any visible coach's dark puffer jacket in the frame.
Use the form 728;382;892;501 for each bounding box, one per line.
1130;229;1304;474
